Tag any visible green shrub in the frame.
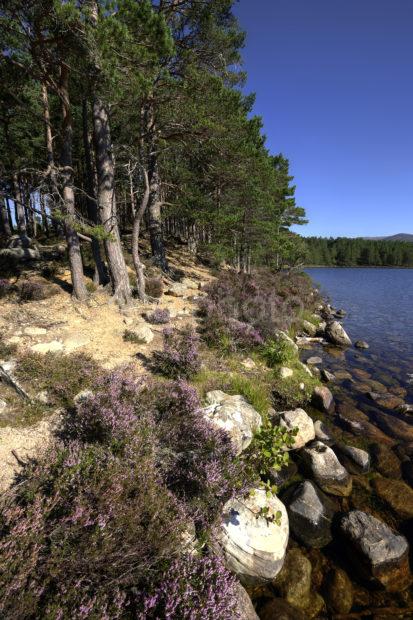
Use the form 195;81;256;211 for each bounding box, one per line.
244;422;297;493
272;365;320;410
261;336;297;367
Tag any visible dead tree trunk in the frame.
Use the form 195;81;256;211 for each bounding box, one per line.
92;97;131;304
59;64;88;301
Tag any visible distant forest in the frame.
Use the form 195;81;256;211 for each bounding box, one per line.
305;237;413;267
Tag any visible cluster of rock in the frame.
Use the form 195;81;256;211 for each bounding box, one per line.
199;385;411;618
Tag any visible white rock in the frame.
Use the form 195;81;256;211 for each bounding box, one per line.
279;408;315;450
166;282;188;297
0;399;7;413
7;336;21;344
274;330;298;352
36;390;49;404
314;420;333;444
302;320;317;337
219;489;289;585
242;358;257;370
279;366;293;379
130;324;154;344
74;389;94;406
24;327;47;336
31;340;64;354
203;391;262;455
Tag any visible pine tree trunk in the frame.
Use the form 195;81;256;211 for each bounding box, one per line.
40;194;49;237
13;174;26;235
145;100;168;271
60;64;88;301
92;96;131;304
132;169;150;301
0;192;12;237
82;98;107;285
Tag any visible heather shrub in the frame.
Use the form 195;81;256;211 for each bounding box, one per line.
63;368;143;444
151;380;248;524
17;280;57;302
200;270;320;348
15;352;99;408
0;333;17;359
0;278;13;299
146;276;164;298
123;328;146;344
153;326;201;379
0;440;187;619
145;307;170;324
137;552;239;619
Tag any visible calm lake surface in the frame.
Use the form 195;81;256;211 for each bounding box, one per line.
306;268;413;388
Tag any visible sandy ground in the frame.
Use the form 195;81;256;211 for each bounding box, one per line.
0;247;213;491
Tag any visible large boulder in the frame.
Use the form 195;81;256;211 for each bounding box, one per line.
203;391;262;455
325;321;352;346
218;489;289;585
277;408;315;450
339;510;410;591
300;441;352;497
311;386;335;414
282;480;335;548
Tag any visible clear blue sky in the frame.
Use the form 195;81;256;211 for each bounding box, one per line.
233;0;413;237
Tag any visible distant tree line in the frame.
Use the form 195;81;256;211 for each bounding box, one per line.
305;236;413;267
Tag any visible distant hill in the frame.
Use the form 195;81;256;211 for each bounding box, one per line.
364;233;413;242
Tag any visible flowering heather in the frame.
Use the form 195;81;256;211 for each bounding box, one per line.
152;380;248;525
137;553;240;619
152;326;201;379
200;270;319;347
0;440;186;619
63;367;143;443
145;307;170;324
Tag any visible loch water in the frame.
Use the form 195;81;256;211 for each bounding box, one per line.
296;268;413;616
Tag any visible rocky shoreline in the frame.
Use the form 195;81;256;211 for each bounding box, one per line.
210;299;413;618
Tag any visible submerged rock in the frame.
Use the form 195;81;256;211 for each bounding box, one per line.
274;548;324;617
203;391;262;455
218;489;289;585
371;477;413;519
321;369;336;383
278;408;315;450
335;443;370;474
300;441;352;496
370;443;401;479
311;386;335;414
306;356;322;365
339;510;410;591
368;392;404;410
314;420;334;444
259;598;306;620
323;568;353;615
282;480;335;548
336;404;394;445
325;321;352;347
